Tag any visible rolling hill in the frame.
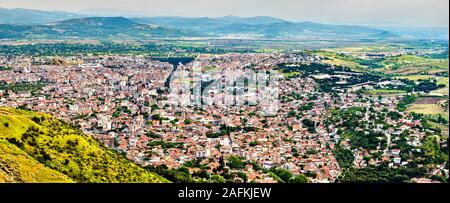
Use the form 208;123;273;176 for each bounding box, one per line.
0;11;397;40
0;8;83;25
0;17;202;40
133;16;396;40
1;8;446;40
0;107;168;183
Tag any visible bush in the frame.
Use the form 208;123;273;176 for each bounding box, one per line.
210;174;225;183
288;175;308;183
270;167;294;183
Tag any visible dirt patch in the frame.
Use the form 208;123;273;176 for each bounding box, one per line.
414;97;444;105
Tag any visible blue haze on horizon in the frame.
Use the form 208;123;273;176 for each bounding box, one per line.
0;0;448;27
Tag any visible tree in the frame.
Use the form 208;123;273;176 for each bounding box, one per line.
178;167;190;176
210;174;225;183
302;119;316;133
193;169;209;179
249;141;259;147
236;172;248;183
333;145;355;169
288;175;308;183
270;167;293;183
227;155;244;170
287;111;297;117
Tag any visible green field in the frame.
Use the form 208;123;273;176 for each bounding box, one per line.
382;55;448;75
314;51;368;72
327;44;403;53
282;71;302;78
316;45;449;77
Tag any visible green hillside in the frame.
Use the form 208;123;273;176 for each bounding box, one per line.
0;140;74;183
0;107;168;183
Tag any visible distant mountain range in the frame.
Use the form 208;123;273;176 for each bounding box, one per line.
0;8;83;25
0;17;202;39
0;7;447;40
132;16;395;39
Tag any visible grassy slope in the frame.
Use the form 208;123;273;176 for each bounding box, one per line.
0;140;74;183
0;108;168;183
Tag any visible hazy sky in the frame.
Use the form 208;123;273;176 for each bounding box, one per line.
0;0;448;27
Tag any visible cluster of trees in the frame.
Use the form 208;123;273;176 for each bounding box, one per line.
227;155;245;170
302;119;316;133
0;42;246;57
146;157;248;183
328;107;389;150
146;165;196;183
206;129;228;139
148;154;311;183
145;131;161;139
299;102;315;111
278;62;383;92
0;65;10;70
151;114;169;122
147;141;183;149
112;106;132;118
278;62;349;75
146;164;230;183
328;107;366;131
337;163;432;183
268;167;308;183
414;80;445;92
333;145;355;169
421;135;449;165
0;43;186;56
384;78;444;93
206;125;257;139
226;156;308;183
397;94;416;111
0;82;46;95
351;131;387;150
424;50;449;59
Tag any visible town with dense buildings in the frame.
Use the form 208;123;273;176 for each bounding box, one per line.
1;50;448;183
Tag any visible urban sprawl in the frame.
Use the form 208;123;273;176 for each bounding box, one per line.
0;51;448;183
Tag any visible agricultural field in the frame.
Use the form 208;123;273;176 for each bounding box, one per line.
313;50;369;72
326;44;404;53
364;89;408;95
316;44;449;78
431;88;449;96
382;55;448;75
406;97;449;120
407;98;449;138
395;75;435;81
